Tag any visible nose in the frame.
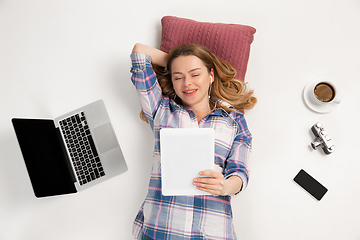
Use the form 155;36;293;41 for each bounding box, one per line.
184;76;192;86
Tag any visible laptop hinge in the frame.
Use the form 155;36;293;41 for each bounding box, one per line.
56;127;77;183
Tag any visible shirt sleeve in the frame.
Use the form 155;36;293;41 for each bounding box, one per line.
223;113;252;192
130;53;163;129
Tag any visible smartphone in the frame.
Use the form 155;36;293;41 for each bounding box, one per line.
293;169;328;201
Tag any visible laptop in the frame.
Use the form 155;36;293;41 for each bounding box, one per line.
160;128;214;196
12;99;128;198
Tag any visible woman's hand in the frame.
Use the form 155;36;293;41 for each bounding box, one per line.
193;170;226;196
193;171;243;197
132;43;168;67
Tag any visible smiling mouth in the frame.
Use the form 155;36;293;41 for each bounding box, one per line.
183;89;197;94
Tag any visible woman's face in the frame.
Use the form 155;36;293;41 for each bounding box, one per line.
171;55;214;110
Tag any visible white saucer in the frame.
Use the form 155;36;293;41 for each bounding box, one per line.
303;79;339;113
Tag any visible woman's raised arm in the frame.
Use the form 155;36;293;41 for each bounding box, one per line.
132;43;168;68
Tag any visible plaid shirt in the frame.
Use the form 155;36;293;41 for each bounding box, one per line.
130;53;252;240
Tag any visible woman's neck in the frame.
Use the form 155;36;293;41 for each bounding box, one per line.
186;100;209;112
184;101;212;124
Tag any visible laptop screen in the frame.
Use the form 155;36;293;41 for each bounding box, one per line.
12;118;77;197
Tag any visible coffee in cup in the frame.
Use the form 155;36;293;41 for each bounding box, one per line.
312;81;340;104
314;82;335;102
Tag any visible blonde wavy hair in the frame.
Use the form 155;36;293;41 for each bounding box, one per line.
140;44;257;122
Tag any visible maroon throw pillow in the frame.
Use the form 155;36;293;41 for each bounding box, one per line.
159;16;256;81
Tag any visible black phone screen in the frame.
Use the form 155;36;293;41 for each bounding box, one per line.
293;169;328;201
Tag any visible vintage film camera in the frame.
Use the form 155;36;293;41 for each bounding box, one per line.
311;122;334;155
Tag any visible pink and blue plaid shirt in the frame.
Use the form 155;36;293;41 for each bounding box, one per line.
130;53;252;240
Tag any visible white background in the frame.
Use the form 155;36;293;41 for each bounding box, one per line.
1;0;360;239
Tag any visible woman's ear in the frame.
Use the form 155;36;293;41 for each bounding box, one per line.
210;68;214;83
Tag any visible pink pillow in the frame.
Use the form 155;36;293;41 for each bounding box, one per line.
159;16;256;81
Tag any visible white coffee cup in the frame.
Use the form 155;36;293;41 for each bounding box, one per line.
311;80;341;105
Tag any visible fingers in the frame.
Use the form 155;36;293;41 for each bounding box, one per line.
193;180;224;191
193;180;224;196
193;170;225;196
199;170;222;179
193;177;223;186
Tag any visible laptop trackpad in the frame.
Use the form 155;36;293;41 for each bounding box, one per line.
92;123;119;154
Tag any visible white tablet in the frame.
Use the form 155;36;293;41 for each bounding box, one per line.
160;128;214;196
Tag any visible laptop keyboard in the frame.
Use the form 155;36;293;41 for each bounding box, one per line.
59;112;105;185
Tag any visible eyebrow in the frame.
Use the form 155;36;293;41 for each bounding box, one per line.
172;68;202;75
